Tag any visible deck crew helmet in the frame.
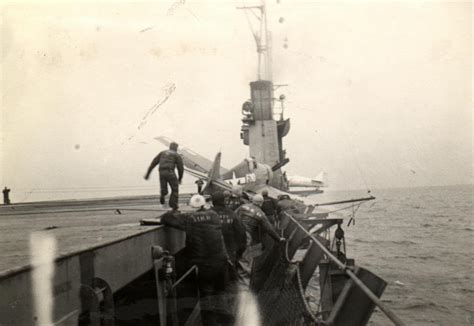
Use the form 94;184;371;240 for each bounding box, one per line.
189;194;206;208
231;185;243;196
252;194;264;206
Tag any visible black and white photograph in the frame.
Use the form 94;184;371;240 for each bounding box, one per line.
0;0;472;325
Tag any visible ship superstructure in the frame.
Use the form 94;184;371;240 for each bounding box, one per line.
238;3;290;190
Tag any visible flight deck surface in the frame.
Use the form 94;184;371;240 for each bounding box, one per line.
0;194;191;277
0;195;193;325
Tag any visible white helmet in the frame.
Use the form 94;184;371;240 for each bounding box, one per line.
189;194;206;208
232;185;243;196
252;194;264;205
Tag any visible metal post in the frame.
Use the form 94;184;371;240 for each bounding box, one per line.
152;246;168;326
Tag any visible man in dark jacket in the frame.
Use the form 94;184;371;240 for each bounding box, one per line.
195;179;204;194
160;194;231;326
211;191;247;267
261;189;278;226
144;142;184;210
2;187;11;205
235;194;285;287
210;191;247;322
277;194;299;230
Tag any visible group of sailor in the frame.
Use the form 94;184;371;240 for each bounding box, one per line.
144;141;297;325
160;186;293;326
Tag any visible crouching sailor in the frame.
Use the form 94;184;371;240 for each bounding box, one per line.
160;194;232;326
235;194;285;289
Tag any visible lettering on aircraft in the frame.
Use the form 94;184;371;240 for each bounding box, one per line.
225;172;257;185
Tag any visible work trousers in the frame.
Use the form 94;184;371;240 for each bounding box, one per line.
237;242;263;288
195;261;234;326
159;169;179;209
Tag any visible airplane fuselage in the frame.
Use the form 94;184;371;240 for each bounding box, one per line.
221;158;273;190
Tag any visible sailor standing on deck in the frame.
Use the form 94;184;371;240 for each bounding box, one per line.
210;191;247;322
160;194;232;326
195;179;204;194
235;194;285;288
144;142;184;210
3;187;11;205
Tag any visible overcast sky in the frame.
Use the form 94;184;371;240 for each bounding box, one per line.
1;0;472;202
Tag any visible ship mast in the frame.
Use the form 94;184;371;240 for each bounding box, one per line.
237;0;272;81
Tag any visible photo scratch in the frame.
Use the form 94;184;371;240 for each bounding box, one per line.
167;0;185;16
123;82;176;144
140;25;155;33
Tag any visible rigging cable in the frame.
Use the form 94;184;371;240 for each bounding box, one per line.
240;0;260;46
341;126;372;194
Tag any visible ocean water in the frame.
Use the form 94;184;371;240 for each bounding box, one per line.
306;185;473;326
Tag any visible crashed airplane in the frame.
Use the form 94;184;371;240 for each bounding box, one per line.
155;136;327;198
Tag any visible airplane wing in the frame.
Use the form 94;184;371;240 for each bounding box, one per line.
250;184;305;202
287;174;327;188
250;184;344;216
286;172;328;196
287;189;324;196
155;136;229;174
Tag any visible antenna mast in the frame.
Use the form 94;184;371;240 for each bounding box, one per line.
237;0;272;81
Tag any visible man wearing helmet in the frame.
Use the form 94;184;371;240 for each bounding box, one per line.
223;190;231;205
276;194;297;213
235;194;285;287
226;185;247;211
144;142;184;210
160;194;231;326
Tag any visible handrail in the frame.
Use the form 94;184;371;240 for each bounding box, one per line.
315;196;376;207
284;212;406;326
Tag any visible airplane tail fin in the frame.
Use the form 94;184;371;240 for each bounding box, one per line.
202;152;222;194
208;152;222;181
